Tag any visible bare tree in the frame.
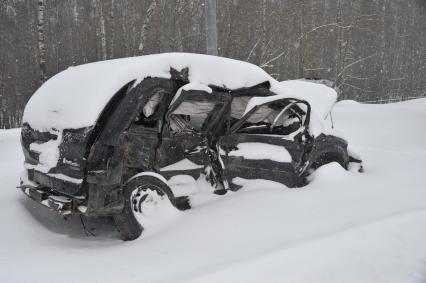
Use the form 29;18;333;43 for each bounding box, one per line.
138;0;158;53
92;0;107;60
37;0;46;83
1;0;426;128
205;0;218;55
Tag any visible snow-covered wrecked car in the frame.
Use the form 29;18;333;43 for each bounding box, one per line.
20;53;361;240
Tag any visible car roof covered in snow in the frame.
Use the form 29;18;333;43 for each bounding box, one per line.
22;53;334;131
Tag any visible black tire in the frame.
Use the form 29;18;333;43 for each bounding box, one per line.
113;175;175;241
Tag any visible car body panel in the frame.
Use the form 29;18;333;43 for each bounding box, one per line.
218;134;304;189
19;56;358;217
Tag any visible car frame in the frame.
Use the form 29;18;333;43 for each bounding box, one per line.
19;54;362;240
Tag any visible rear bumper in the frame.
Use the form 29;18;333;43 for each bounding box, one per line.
19;171;124;217
19;184;87;216
26;168;84;195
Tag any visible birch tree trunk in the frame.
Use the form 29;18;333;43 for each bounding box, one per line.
37;0;47;83
138;0;158;53
92;0;107;60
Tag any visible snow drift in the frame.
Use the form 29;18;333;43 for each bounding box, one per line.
1;98;426;282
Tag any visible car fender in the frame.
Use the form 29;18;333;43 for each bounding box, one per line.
126;171;169;186
305;133;350;172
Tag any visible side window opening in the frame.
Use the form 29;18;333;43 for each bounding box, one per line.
230;96;252;120
169;101;217;134
235;101;307;136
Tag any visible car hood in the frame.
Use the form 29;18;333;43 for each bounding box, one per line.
280;80;338;119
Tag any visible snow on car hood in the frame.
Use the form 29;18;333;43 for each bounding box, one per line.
23;53;286;131
243;80;337;119
280;80;337;119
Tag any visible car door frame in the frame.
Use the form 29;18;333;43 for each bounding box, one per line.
218;97;312;190
156;89;231;181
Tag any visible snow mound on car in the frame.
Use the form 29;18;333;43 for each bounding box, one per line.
280;80;338;119
23;53;299;131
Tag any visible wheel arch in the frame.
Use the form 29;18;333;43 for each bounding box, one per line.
307;134;350;171
310;149;349;170
126;172;169;187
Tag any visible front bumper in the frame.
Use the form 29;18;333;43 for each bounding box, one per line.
19;185;87;216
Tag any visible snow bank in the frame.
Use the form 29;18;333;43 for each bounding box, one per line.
0;128;22;178
2;99;426;283
333;98;426;151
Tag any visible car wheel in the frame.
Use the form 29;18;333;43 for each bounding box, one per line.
113;175;175;241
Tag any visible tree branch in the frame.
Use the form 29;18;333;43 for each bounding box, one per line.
337;53;377;79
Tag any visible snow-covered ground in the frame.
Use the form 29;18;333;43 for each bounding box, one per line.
1;99;426;283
